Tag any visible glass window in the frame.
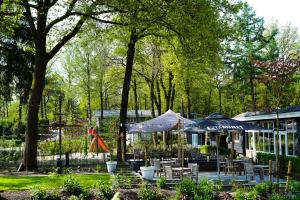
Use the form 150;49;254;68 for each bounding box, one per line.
248;132;253;150
256;132;264;151
269;132;274;153
264;132;269;152
192;134;198;147
276;121;286;131
280;134;286;155
288;132;294;155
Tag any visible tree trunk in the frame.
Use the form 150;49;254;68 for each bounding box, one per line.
40;95;44;119
170;85;175;110
218;88;222;113
24;51;48;171
18;94;23;139
117;29;137;162
87;54;92;123
133;78;139;122
100;86;104;120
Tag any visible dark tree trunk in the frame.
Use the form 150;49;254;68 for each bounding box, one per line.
218;88;222;113
24;49;48;171
40;96;44;119
18;94;23;138
117;29;137;162
206;87;212;115
100;86;104;120
144;94;147;110
170;85;175;110
133;79;139;122
155;79;162;115
87;54;92;123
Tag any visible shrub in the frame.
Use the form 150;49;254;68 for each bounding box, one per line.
62;176;83;196
269;194;286;200
254;182;269;198
256;152;300;178
234;188;258;200
200;145;216;155
156;177;167;189
67;196;79;200
176;179;196;199
96;164;106;173
138;182;157;200
94;180;116;200
31;188;48;200
290;181;300;192
195;178;220;200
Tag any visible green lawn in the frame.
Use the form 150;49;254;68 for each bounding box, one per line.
0;173;110;191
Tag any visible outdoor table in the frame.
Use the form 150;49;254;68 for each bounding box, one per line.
233;160;243;175
172;167;191;178
254;165;269;182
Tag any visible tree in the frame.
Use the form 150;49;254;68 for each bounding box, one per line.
224;3;275;112
254;55;300;183
1;0;117;170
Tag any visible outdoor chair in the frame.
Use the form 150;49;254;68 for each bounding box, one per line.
186;164;199;183
244;163;255;181
153;159;162;177
164;165;179;179
225;159;237;175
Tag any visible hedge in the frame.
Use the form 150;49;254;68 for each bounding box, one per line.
256;152;300;179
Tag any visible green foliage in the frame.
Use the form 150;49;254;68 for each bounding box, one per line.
156;177;167;189
219;147;231;156
289;181;300;193
138;182;157;200
257;152;300;177
67;196;79;200
200;145;216;155
176;179;196;199
114;174;132;189
269;194;287;200
62;176;84;196
31;187;48;200
234;188;258;200
94;180;116;200
96;164;107;173
0;149;21;162
254;182;270;198
195;178;221;200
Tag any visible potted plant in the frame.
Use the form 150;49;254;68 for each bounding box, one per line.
106;138;117;173
134;139;155;180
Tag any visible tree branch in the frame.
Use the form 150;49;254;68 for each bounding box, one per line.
45;0;77;34
23;0;37;41
47;16;87;60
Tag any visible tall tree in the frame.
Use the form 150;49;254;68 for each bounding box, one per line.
1;0;115;170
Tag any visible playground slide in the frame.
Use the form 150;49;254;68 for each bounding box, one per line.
96;136;110;153
88;129;110;153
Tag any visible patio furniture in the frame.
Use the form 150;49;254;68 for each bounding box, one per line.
188;163;199;183
153;159;161;177
233;159;243;175
164;165;180;179
172;167;191;179
244;163;255;181
225;159;237;175
254;164;269;182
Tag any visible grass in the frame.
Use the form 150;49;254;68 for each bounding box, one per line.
0;173;110;191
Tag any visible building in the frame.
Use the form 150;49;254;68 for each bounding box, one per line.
233;105;300;158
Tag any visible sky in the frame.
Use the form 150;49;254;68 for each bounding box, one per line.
246;0;300;31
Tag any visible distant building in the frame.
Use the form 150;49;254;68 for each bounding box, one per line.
234;105;300;158
94;110;157;126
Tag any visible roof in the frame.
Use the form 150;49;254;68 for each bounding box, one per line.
233;105;300;121
94;110;156;118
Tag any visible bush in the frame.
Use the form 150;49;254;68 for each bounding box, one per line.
62;176;83;196
176;179;196;199
235;188;258;200
269;194;286;200
67;196;79;200
138;182;157;200
290;181;300;192
94;180;116;200
0;149;21;162
195;178;221;200
256;152;300;179
156;177;167;189
31;188;48;200
254;182;269;198
219;147;230;156
200;145;216;155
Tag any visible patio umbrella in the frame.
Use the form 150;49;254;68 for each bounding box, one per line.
195;113;267;174
126;109;195;133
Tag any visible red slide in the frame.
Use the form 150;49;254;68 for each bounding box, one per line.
88;129;110;153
